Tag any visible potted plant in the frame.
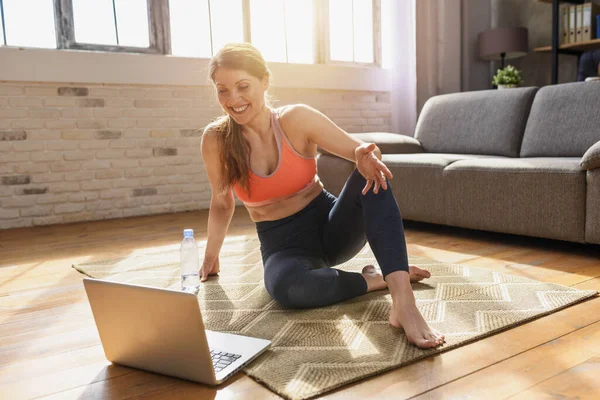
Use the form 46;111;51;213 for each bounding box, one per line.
492;65;523;89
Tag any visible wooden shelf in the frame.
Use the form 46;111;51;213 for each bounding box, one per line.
534;38;600;52
535;0;584;4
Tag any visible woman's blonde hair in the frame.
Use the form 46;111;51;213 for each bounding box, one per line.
208;42;272;195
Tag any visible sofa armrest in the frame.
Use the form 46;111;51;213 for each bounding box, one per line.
318;132;424;156
581;141;600;170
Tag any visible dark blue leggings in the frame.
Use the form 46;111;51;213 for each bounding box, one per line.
256;169;409;309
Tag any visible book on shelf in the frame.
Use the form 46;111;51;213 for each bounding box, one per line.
569;5;577;43
576;4;584;42
582;2;600;41
562;4;570;44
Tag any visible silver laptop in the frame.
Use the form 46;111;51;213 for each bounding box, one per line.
83;278;271;385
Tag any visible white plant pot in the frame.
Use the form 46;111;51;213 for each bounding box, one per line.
498;84;518;89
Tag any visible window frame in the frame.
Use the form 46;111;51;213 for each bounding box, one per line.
53;0;170;54
2;0;382;68
321;0;383;68
0;0;6;46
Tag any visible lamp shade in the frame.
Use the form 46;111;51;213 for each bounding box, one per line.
478;27;529;61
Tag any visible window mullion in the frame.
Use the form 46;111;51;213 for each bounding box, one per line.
373;0;382;67
148;0;170;54
321;0;330;64
112;0;119;45
242;0;251;43
54;0;75;49
1;0;7;45
207;0;214;55
313;0;322;64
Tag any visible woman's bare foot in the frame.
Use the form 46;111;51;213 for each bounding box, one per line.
408;265;431;282
385;270;444;349
361;265;387;292
389;296;445;349
362;265;431;292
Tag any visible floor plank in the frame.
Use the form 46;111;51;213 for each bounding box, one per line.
409;321;600;400
507;356;600;400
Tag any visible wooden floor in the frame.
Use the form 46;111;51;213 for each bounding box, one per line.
1;208;600;400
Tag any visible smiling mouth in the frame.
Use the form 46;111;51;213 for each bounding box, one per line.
230;104;249;113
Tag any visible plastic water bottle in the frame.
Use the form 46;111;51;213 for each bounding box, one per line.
180;229;200;293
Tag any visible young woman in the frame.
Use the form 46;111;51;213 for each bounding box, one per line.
200;43;444;349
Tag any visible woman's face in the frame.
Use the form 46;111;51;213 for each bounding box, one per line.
213;67;268;125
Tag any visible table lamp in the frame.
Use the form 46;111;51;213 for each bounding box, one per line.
478;27;529;69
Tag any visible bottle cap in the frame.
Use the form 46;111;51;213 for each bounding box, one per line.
183;229;194;237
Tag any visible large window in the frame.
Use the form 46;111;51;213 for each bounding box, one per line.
72;0;150;47
53;0;169;54
0;0;56;48
169;0;243;59
329;0;373;63
0;0;388;67
250;0;314;64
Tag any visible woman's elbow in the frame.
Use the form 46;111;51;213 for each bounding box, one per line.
211;195;235;212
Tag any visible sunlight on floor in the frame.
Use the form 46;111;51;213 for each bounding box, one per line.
337;315;381;359
124;233;255;256
409;245;475;264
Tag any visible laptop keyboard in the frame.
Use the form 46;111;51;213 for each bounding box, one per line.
210;349;242;373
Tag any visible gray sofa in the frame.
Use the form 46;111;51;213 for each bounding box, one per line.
317;82;600;244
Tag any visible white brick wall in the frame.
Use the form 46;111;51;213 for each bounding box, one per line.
0;81;392;230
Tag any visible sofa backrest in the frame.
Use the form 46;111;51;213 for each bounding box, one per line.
520;82;600;157
414;87;538;157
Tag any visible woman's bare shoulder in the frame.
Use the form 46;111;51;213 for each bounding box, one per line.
277;104;315;119
202;120;223;136
277;104;319;134
201;122;223;156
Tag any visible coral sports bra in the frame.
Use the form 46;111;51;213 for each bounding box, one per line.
233;109;318;207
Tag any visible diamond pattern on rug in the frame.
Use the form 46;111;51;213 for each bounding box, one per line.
73;236;598;400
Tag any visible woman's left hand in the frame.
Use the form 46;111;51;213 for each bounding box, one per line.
355;143;393;195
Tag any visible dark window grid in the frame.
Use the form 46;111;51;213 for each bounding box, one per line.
112;0;120;46
53;0;170;54
0;0;7;46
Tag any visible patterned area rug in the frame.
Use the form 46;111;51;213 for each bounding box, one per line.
73;235;598;400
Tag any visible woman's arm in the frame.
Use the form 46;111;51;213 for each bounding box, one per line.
280;104;391;194
200;127;236;281
279;104;383;161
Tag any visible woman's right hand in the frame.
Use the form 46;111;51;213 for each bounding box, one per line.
200;255;220;282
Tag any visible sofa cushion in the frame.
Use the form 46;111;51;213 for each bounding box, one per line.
520;82;600;157
443;157;586;242
414;87;538;157
316;154;356;197
317;132;424;156
382;153;503;224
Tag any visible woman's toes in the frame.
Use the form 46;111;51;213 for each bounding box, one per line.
408;266;431;282
362;264;377;274
414;337;438;349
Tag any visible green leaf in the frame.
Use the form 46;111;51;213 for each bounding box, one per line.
492;64;523;86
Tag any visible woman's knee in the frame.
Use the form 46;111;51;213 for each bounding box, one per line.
266;279;306;309
348;169;394;195
264;265;306;309
347;169;366;188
